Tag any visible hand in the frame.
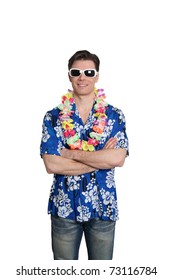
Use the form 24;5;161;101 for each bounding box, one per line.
103;137;118;149
60;148;73;159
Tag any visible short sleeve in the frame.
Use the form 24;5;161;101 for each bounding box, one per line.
40;110;64;157
110;108;129;156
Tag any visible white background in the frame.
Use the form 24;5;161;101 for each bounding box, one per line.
0;0;173;279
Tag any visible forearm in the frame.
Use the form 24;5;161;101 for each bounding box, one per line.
61;148;127;169
42;154;96;176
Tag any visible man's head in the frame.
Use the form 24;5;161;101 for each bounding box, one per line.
68;50;100;72
68;50;100;97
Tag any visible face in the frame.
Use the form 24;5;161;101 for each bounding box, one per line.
68;60;99;96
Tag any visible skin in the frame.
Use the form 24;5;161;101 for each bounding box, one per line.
69;60;99;125
42;60;127;175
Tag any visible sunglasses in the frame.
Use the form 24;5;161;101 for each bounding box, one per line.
69;68;98;78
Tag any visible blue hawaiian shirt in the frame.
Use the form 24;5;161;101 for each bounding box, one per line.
40;100;129;222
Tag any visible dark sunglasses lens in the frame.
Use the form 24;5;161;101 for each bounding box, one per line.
70;69;80;76
84;70;96;77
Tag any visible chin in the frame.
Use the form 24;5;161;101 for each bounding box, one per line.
76;87;93;95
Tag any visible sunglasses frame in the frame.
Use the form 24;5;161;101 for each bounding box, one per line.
68;68;99;78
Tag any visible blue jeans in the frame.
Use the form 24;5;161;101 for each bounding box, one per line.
51;215;116;260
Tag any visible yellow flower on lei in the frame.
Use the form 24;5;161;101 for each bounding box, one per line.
64;92;73;99
62;119;74;130
59;88;108;151
82;141;95;151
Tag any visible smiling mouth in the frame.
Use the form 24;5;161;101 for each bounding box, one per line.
78;84;87;87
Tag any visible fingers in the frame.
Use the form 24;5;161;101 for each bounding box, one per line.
104;137;118;149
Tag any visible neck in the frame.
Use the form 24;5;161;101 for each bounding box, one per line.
73;92;95;109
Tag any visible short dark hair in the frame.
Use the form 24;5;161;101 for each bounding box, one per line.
68;50;100;72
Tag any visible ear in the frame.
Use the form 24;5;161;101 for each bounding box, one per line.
95;73;99;83
68;73;72;83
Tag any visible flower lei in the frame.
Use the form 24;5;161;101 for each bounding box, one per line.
58;88;108;151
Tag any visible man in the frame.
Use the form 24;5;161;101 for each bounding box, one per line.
40;50;129;260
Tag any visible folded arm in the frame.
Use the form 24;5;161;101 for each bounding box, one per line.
61;138;127;169
42;154;96;176
42;138;126;175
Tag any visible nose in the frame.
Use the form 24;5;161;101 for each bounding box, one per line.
78;72;85;80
